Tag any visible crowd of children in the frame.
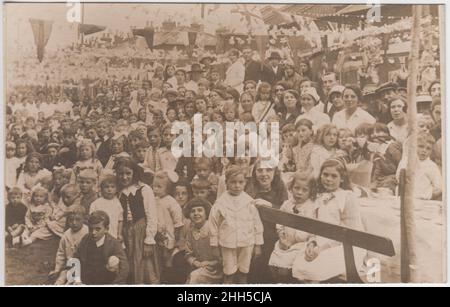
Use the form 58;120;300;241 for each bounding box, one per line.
5;47;443;284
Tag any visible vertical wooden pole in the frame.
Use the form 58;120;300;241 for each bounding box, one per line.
404;4;422;283
438;3;447;283
201;3;205;19
80;2;85;46
399;169;410;282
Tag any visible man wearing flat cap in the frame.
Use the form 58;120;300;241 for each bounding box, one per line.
185;64;204;93
262;52;285;86
242;47;264;84
375;81;399;124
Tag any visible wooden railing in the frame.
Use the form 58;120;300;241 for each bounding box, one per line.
256;205;396;283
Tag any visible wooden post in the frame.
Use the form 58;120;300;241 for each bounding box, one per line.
438;4;447;283
80;2;85;46
404;4;422;282
399;169;410;282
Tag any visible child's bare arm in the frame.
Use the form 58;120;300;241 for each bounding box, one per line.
117;221;123;241
174;225;182;245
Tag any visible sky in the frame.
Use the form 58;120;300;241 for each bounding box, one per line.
4;2;275;52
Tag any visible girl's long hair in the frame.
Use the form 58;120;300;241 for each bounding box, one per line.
315;124;338;149
114;157;143;188
246;159;287;200
24;152;43;173
317;158;352;193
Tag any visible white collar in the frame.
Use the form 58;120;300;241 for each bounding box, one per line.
191;221;210;240
121;182;144;196
96;235;105;247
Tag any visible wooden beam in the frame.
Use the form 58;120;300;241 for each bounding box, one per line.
256;205;395;256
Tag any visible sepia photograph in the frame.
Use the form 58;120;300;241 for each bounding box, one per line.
2;1;447;286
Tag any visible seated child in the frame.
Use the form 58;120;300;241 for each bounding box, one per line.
22;186;54;246
184;197;223;284
47;183;82;237
369;123;402;195
16;152;52;198
5;187;28;247
269;172;317;282
396;132;442;200
49;206;89;285
90;175;123;240
72;211;129;285
77;169;99;214
49;167;72;205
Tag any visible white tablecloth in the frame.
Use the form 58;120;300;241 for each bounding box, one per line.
360;197;444;283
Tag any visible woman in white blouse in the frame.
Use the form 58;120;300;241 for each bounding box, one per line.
295;87;330;132
332;85;375;134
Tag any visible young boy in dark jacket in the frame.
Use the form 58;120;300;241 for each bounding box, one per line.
73;211;129;285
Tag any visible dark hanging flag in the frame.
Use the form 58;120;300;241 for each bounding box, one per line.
132;27;155;50
79;24;106;36
29;19;53;63
188;31;197;46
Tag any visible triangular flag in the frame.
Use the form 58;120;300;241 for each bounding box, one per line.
132;27;155;50
79;24;106;36
29;19;53;63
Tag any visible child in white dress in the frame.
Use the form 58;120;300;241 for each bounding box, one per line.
292;159;366;282
22;186;54;246
269;172;318;282
90;175;124;240
71;139;103;182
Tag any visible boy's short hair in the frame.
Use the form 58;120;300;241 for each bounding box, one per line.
338;128;353;138
96;119;110;126
295;118;314;130
78;169;97;181
194;157;212;169
67;205;86;218
191;178;211;190
134;140;150;150
62;127;77;137
417;114;434;130
6;141;16;149
88;210;110;228
60;184;80;197
99;175;117;189
8;187;23;197
354;123;373;136
417;132;435;146
282;123;295;134
128;129;143;139
225;165;247;182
